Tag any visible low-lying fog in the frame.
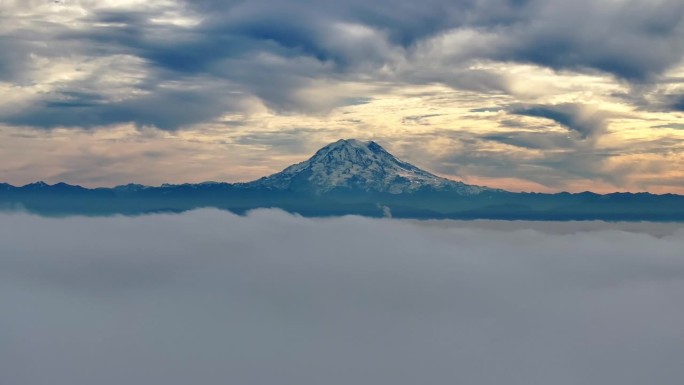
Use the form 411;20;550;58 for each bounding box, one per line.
1;209;683;385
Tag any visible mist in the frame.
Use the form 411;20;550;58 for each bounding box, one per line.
1;209;684;385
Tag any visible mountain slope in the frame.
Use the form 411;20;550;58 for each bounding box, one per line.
248;139;493;195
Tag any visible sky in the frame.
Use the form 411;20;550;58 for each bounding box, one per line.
2;209;684;385
0;0;683;193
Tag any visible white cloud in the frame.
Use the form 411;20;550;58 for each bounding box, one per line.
1;210;683;385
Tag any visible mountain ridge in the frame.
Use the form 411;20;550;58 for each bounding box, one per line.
2;139;684;220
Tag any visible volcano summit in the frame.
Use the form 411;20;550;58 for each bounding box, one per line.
248;139;493;195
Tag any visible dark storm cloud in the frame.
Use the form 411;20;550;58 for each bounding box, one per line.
1;210;684;385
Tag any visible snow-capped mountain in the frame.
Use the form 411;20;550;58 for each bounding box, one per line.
3;139;684;219
249;139;493;195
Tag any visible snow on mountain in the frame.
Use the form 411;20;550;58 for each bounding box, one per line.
249;139;493;195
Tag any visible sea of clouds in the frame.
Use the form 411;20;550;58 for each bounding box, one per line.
1;209;684;385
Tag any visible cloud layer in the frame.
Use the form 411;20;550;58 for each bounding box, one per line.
2;210;684;385
3;0;684;129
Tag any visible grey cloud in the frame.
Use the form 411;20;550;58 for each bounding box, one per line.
401;114;443;125
489;0;684;82
185;0;684;83
670;94;684;111
1;0;683;131
654;123;684;130
0;36;31;83
231;128;330;153
476;129;683;189
482;131;576;150
404;67;512;95
1;4;371;128
393;114;625;189
395;129;626;190
1;210;684;385
511;103;610;139
443;144;621;189
614;83;684;113
188;0;473;47
5;83;237;130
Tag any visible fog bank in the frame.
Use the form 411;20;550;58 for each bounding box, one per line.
1;210;683;385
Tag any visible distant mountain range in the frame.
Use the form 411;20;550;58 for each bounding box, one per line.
2;139;684;220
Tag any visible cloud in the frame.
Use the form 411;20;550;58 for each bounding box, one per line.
669;94;684;111
510;103;610;139
231;128;327;153
3;82;238;130
1;0;684;130
1;209;684;385
485;0;684;82
398;129;623;191
481;131;576;150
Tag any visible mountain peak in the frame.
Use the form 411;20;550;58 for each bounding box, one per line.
23;181;51;189
309;139;394;164
250;139;492;195
315;138;382;154
330;138;368;146
20;181;85;191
